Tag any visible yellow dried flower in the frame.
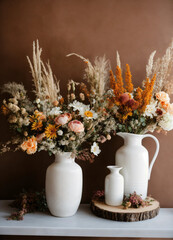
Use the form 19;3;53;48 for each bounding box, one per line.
45;124;58;139
31;121;43;131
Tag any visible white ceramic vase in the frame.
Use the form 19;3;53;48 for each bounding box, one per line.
105;166;124;206
45;152;83;217
115;132;159;199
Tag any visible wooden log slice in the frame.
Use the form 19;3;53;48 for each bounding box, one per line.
90;197;160;222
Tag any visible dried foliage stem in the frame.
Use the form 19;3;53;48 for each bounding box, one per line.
66;53;110;97
146;40;173;95
27;40;60;102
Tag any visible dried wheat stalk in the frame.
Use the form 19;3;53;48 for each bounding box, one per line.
27;40;60;102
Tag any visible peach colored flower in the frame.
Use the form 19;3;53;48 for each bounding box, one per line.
36;133;45;143
21;136;37;154
156;91;170;104
52;100;59;106
54;113;72;125
161;101;169;111
68;120;84;133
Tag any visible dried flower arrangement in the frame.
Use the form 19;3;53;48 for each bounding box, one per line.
92;190;152;209
1;40;173;158
0;41;116;160
108;41;173;134
122;192;152;209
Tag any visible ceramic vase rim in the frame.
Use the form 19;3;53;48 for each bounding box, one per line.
107;165;122;170
116;132;146;137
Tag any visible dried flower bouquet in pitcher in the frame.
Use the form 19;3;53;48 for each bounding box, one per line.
108;41;173;134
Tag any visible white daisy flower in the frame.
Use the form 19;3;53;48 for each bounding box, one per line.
83;110;98;119
69;100;89;112
91;142;101;156
69;100;98;119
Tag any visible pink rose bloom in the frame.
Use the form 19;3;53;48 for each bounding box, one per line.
68;120;84;133
55;113;72;125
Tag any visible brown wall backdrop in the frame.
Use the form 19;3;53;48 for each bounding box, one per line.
0;0;173;239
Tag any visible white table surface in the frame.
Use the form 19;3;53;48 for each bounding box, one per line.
0;200;173;238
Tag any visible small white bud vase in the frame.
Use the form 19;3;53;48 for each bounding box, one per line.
105;166;124;206
45;152;83;217
115;132;159;199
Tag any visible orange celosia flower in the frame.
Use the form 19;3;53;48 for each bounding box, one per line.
139;74;156;113
125;64;133;93
45;124;58;139
115;66;125;95
135;87;143;107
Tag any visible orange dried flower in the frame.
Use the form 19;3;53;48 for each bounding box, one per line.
59;97;64;104
110;70;120;105
115;66;125;95
21;136;37;155
125;64;133;93
45;124;58;139
135;87;143;107
140;74;156;113
1;105;9;115
31;121;43;131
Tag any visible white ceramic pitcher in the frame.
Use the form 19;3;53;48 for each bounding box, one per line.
115;132;159;199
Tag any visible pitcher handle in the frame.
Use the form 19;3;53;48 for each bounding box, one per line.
142;134;160;180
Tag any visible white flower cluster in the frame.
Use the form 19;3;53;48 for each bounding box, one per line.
158;113;173;131
143;99;157;118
